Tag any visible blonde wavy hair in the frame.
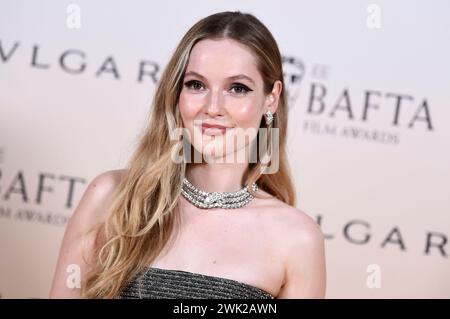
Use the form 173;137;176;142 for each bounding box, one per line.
81;11;297;298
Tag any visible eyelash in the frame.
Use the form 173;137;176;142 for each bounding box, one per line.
183;80;253;95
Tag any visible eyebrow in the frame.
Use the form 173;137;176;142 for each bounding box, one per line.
184;71;256;85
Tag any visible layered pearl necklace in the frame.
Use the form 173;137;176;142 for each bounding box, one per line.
181;177;258;209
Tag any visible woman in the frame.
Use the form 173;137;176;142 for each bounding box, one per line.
49;11;326;299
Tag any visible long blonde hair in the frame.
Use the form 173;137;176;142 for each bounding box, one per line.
81;10;297;298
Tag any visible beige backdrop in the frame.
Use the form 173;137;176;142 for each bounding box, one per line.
0;0;449;298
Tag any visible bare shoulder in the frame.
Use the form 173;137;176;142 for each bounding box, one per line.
259;198;326;298
257;196;323;242
88;169;127;198
48;168;127;298
90;169;126;197
71;169;127;227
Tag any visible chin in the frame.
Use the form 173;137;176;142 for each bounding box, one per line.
202;144;224;159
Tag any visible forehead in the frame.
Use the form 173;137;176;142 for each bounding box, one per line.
185;38;261;82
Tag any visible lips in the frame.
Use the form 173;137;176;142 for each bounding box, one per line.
202;123;229;129
201;123;231;135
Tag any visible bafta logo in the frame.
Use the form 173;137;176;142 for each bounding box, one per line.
282;55;305;109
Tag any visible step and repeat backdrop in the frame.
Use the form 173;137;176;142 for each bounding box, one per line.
0;0;449;298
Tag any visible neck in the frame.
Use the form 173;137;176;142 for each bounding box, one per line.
185;162;250;193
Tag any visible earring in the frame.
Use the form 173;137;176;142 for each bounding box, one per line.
265;111;274;126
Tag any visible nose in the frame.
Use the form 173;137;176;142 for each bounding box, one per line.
205;88;225;117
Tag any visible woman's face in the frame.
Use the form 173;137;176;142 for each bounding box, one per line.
179;38;281;162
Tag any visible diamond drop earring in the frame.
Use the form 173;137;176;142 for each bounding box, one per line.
265;111;274;126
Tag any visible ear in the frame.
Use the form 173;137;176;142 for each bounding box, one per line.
264;80;282;114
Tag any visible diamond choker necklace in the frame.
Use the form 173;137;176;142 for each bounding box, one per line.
181;177;258;209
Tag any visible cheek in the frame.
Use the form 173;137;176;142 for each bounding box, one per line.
179;91;200;121
230;99;262;128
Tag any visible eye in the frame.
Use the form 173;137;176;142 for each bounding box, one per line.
230;83;253;95
184;80;204;91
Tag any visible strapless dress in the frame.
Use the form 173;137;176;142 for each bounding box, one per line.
119;267;275;299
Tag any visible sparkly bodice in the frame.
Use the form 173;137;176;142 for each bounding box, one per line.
119;267;275;299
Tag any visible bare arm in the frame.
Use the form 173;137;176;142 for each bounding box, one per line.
48;170;124;298
277;210;327;298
